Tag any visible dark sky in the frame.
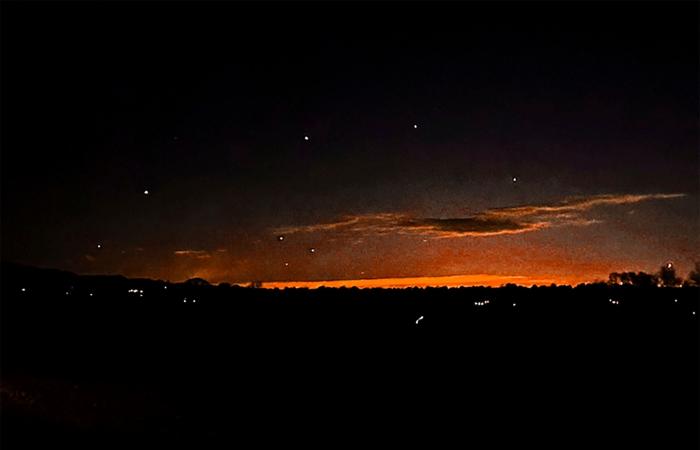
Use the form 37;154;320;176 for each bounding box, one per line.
2;2;698;286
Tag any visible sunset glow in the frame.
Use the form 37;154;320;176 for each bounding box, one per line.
262;274;576;289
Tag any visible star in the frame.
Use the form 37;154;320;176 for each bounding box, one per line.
284;262;289;267
413;124;418;129
97;244;102;249
143;190;150;195
512;176;518;183
304;135;309;141
277;235;285;241
309;247;316;254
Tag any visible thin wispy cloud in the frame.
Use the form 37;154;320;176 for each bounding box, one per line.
174;250;212;259
274;193;685;239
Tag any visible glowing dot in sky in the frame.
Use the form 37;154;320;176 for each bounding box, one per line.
144;190;150;195
304;135;309;141
413;124;418;129
284;262;289;267
97;244;102;249
666;262;673;269
21;288;26;292
309;247;316;254
277;235;285;241
512;176;518;183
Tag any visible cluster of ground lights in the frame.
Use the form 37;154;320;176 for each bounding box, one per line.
15;287;697;321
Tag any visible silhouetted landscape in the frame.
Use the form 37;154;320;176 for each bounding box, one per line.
2;1;698;448
1;262;698;448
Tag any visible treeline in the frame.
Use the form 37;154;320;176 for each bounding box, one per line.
2;261;700;294
607;262;700;288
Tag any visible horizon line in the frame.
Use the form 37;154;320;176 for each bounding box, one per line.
253;274;594;289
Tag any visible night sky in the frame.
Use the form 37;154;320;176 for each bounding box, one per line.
2;2;698;286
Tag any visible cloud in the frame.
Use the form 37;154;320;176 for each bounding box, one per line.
174;250;212;259
274;193;685;239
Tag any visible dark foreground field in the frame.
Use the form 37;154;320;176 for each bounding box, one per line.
2;264;698;448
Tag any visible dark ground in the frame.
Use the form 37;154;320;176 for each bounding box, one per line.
1;263;698;448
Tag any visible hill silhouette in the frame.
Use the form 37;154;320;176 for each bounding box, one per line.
1;262;698;448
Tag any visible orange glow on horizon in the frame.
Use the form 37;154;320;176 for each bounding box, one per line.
260;273;590;289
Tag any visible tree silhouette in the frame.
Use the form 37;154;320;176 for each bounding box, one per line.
686;262;700;286
185;277;210;287
608;271;658;287
658;264;681;287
